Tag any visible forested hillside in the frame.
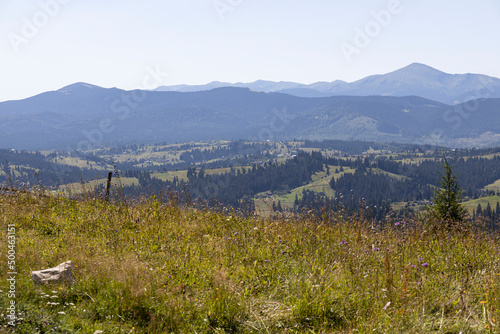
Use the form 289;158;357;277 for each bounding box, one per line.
4;140;500;226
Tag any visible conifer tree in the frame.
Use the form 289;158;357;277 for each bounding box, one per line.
432;156;467;224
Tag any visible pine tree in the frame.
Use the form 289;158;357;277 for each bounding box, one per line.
477;203;483;216
486;202;493;219
432;156;467;225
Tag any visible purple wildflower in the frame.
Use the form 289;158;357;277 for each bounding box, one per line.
421;263;429;267
410;265;416;268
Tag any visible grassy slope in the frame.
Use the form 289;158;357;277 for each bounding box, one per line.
1;193;499;333
58;177;139;195
152;170;188;182
97;142;233;168
50;157;110;171
484;179;500;193
463;195;500;214
255;166;355;216
152;167;253;183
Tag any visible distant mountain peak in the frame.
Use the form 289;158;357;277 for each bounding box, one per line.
389;63;445;77
58;82;103;93
404;62;438;70
152;62;500;103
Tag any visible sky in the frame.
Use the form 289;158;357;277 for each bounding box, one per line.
1;0;499;102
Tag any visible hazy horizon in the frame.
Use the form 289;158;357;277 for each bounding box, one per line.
1;0;499;102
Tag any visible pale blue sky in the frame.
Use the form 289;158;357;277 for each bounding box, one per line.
1;0;499;101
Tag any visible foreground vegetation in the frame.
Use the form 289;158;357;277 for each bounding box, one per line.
1;192;500;333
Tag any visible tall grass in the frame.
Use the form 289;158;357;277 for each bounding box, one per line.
0;191;499;333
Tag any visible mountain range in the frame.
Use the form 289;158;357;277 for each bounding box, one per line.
155;63;500;105
1;63;500;150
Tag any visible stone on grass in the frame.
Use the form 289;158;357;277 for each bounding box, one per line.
32;261;75;285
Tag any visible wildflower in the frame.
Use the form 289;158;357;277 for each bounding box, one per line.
395;222;400;226
264;260;269;263
416;282;422;285
418;258;423;262
410;264;416;268
421;263;429;267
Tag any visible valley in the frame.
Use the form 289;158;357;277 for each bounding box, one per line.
3;139;500;223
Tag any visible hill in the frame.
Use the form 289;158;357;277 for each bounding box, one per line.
3;83;500;150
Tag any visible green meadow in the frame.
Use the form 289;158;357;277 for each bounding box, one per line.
1;192;499;333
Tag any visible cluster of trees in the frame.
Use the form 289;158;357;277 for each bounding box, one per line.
330;169;433;208
293;189;392;220
293;153;500;221
119;149;500;218
0;149;103;187
123;151;325;211
474;202;500;226
374;155;500;198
